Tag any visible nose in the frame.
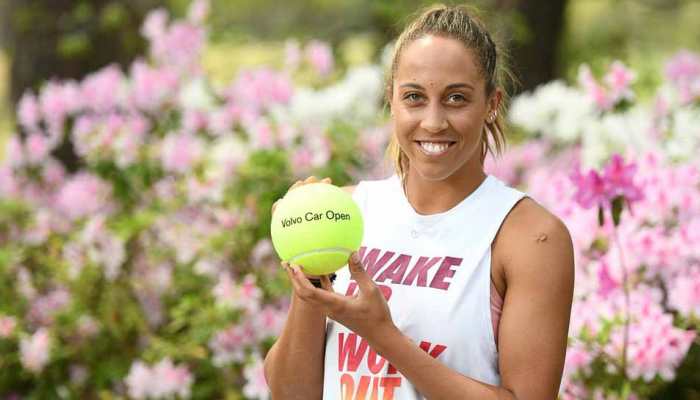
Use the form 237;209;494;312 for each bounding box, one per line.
419;104;448;133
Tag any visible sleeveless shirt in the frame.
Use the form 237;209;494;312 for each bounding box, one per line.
322;174;526;399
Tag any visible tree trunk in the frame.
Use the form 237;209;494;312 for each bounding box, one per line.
1;0;159;170
502;0;569;93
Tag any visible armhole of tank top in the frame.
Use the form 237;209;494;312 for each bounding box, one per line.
484;189;528;357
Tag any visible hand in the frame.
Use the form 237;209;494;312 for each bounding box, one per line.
283;252;398;345
274;176;332;280
271;175;332;217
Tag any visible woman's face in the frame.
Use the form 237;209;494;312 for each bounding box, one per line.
390;34;499;183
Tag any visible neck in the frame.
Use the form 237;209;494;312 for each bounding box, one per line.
403;167;486;216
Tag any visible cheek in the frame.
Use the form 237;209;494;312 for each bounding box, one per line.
448;111;483;136
392;108;419;135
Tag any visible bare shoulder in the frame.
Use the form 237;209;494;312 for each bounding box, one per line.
341;185;357;195
495;197;574;281
495;197;575;398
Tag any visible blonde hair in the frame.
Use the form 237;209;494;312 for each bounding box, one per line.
384;4;513;183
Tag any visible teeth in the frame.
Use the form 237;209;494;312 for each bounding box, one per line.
419;141;450;154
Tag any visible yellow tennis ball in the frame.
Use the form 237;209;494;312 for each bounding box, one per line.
271;183;364;275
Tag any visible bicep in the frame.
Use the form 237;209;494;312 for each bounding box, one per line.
498;218;575;400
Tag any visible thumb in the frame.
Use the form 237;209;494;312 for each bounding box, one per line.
348;251;374;292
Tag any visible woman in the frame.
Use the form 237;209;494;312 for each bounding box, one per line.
264;4;574;399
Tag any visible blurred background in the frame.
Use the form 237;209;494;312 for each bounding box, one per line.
2;0;700;148
1;1;700;399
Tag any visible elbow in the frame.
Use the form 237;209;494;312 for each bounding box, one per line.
496;387;518;400
263;349;277;393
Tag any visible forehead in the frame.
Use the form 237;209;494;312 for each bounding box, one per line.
395;35;482;87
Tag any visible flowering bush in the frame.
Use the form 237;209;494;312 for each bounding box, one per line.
1;0;699;398
0;1;388;398
487;55;700;399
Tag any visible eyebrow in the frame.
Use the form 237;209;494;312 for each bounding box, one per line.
399;82;474;91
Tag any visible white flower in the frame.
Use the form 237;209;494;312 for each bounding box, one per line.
178;77;215;111
243;353;270;400
287;65;383;126
20;328;51;373
509;80;593;141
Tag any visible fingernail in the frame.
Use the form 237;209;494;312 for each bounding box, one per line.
351;252;360;264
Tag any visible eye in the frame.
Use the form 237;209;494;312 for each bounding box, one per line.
446;93;467;104
403;92;424;103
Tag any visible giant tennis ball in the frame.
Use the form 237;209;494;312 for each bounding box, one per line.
271;183;364;275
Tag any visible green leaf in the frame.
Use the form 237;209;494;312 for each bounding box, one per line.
612;196;625;227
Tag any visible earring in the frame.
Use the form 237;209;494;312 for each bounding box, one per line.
487;111;497;124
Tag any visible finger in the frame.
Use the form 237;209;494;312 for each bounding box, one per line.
294;266;348;309
321;177;332;184
287;264;318;302
288;180;303;192
348;251;376;294
320;274;333;291
304;176;318;184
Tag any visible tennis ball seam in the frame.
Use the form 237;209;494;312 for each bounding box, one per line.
287;247;354;264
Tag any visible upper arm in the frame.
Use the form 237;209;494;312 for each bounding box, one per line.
497;199;575;399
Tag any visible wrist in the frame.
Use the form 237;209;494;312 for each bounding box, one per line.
367;323;404;356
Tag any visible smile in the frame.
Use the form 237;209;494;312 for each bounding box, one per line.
415;141;456;156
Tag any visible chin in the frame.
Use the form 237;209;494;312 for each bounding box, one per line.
411;165;460;182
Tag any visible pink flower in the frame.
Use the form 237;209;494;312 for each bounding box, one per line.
0;315;17;338
668;265;700;319
125;361;154;399
291;134;331;176
160;131;204;174
570;168;609;209
604;61;636;101
578;65;614;111
225;69;293;114
243;354;270;400
151;358;194;399
247;120;275;150
25;133;51;165
81;65;125;113
253;306;286;339
39;81;82;125
250;239;274;266
305;40;334;77
665;50;700;103
17;92;41;132
151;21;205;72
114;113;150;167
141;8;169;40
602;154;644;204
213;273;262;312
54;173;112;220
571;154;643;210
129;61;180;112
20;328;51;373
27;288;71;327
596;261;619;298
209;322;258;365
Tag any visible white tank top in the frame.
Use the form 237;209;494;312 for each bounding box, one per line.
322;174;526;399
